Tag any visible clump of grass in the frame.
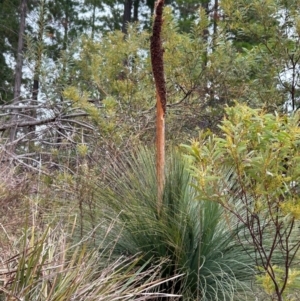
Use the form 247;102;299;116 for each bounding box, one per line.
0;222;179;301
0;160;33;263
97;147;256;300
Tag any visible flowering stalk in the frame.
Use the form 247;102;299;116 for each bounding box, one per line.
150;0;166;216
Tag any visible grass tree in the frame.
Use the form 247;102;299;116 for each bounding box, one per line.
97;147;256;300
185;104;300;300
96;11;256;297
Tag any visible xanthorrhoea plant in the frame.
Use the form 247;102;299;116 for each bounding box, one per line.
97;147;256;300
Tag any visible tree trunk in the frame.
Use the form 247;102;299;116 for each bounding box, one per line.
10;0;27;149
133;0;139;22
150;0;166;216
212;0;219;49
201;0;209;68
28;78;38;152
91;2;96;40
56;3;69;146
122;0;132;34
28;0;46;153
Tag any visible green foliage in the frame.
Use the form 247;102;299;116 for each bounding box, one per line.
184;103;300;299
97;147;255;300
221;0;278;50
256;265;300;299
67;1;300;149
186;104;300;209
5;0;300;161
221;0;300;110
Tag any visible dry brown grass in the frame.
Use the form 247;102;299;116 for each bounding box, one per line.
0;163;29;261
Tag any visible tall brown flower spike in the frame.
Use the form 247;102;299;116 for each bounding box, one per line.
150;0;166;216
151;0;166;114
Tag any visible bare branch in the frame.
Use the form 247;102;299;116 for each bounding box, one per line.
0;112;90;131
0;116;57;131
0;104;44;110
60;119;95;130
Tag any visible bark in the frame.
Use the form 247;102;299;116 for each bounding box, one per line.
122;0;132;34
212;0;219;50
133;0;139;22
91;3;96;40
201;1;210;68
213;2;218;36
10;0;27;147
28;78;38;152
150;0;166;216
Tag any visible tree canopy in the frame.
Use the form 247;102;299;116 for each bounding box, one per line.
0;0;299;166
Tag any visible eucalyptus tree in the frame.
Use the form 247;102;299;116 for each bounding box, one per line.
9;0;27;148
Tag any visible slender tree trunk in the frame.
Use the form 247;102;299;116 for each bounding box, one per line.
62;7;69;51
28;75;38;152
133;0;139;22
150;0;166;216
213;0;218;48
10;0;27;150
91;2;96;40
122;0;132;34
201;1;209;68
29;0;45;153
56;3;69;146
147;0;155;15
